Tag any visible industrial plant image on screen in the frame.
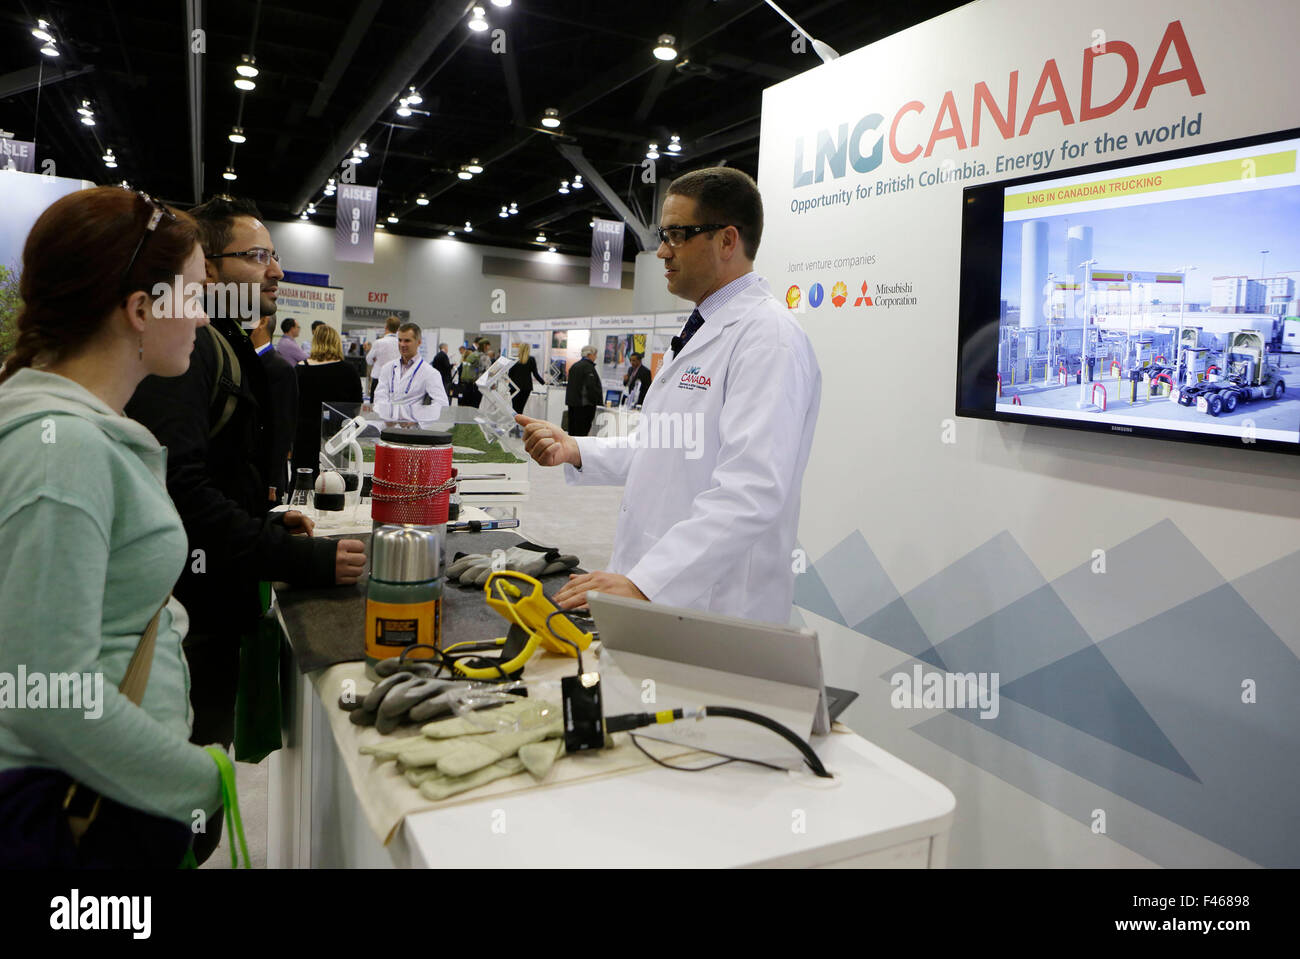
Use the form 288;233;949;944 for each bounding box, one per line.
987;133;1300;447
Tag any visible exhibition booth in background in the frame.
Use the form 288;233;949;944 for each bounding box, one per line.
758;0;1299;867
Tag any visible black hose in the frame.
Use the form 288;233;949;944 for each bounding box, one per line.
702;706;832;778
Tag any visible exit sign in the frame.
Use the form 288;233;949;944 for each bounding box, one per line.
367;291;389;303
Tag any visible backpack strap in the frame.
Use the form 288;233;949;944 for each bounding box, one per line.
205;325;243;439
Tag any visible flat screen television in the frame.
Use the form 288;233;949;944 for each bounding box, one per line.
957;126;1300;455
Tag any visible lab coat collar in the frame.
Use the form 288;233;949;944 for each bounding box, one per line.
668;275;774;364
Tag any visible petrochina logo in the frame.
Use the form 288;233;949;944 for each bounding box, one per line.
830;281;848;308
785;285;801;310
854;280;874;307
678;365;712;391
808;282;825;308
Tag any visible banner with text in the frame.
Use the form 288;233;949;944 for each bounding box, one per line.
277;281;344;332
0;139;36;173
335;184;377;263
589;217;624;288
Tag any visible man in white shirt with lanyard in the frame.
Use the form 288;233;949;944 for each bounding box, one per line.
515;166;821;625
373;322;449;413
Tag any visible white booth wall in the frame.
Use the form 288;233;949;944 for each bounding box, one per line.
758;0;1300;867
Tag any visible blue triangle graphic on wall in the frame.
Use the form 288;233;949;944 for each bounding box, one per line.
792;545;847;626
1001;644;1199;781
855;597;947;670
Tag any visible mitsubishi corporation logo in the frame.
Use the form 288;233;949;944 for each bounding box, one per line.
785;285;801;310
854;280;874;307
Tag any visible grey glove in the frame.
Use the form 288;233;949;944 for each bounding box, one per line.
446;546;581;587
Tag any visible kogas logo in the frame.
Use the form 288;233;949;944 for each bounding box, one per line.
786;285;801;310
808;282;825;308
790;20;1204;188
830;281;848;308
678;365;712;390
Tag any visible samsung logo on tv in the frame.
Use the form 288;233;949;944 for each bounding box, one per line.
1110;426;1134;432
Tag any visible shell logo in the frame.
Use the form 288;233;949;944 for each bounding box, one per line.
831;281;848;307
785;285;801;309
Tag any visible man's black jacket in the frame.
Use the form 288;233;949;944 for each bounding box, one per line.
259;345;299;501
431;350;453;397
565;357;602;409
126;317;337;634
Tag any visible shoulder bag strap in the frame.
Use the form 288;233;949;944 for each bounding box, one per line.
118;597;169;706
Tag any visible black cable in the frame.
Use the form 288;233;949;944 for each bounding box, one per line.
605;706;832;779
704;706;832;778
628;733;787;775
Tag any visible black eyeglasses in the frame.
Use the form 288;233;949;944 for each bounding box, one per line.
121;192;177;294
656;223;731;248
209;248;281;266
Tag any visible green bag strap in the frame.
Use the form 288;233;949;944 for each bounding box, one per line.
204;746;251;869
205;325;243;440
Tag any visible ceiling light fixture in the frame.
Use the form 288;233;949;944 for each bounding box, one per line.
558;180;570;194
405;86;423;106
31;20;54;43
416;193;429;206
234;76;256;92
468;6;489;32
355;142;369;159
541;108;561;129
223;167;238;181
508;202;518;213
464;221;473;232
102;149;117;168
548;246;556;253
228;126;247;144
39;41;59;58
387;214;399;224
646;143;660;160
79;113;95;127
396;99;412;117
458;166;473;180
77;100;93;118
307;203;316;213
236;54;259;78
490;0;512;7
299;212;309;220
535;233;546;243
653;34;677;61
376;222;385;229
448;230;456;236
499;206;509;218
572;175;584;189
667;135;682;153
466;159;484;174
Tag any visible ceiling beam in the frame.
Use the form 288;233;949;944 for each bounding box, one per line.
555;142;657;252
0;64;94;99
307;0;382;118
290;0;466;214
185;0;203;204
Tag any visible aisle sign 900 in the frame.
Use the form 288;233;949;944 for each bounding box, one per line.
350;206;361;246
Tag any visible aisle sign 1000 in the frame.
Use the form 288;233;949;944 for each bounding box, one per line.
589;217;624;289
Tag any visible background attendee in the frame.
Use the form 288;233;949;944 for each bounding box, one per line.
623;351;652;408
276;317;308;366
517;167;821;624
564;344;602;436
508;341;545;415
252;314;297;502
373;322;447;413
366;316;400;398
125;196;365;862
293;323;362;487
432;341;453;401
458;337;491;409
0;187;223;866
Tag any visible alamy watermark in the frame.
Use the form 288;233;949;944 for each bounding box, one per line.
889;664;1000;719
150;277;261;321
591;411;705;460
0;666;104;719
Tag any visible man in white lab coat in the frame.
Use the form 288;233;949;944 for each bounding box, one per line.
366;316;401;398
516;167;821;624
373;322;449;414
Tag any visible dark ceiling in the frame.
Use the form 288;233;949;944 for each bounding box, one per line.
1;0;969;258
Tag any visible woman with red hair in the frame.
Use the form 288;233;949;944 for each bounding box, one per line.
0;187;227;867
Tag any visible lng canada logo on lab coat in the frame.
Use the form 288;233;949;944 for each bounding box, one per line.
679;366;712;391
